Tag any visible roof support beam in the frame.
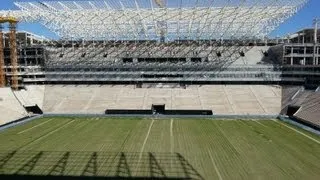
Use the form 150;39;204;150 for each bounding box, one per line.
9;0;308;41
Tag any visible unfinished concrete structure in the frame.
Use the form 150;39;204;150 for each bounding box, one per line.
0;0;315;86
284;28;320;65
0;1;319;129
0;17;19;90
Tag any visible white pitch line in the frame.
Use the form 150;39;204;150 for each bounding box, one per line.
170;119;174;152
170;119;174;169
32;119;91;174
208;150;223;180
30;120;75;144
136;119;155;174
18;118;54;134
252;120;268;127
140;119;155;153
274;120;320;144
216;123;239;153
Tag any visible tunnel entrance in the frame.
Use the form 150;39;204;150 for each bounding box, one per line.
24;105;43;115
152;104;165;115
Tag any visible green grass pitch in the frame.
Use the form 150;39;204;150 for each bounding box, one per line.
0;117;319;179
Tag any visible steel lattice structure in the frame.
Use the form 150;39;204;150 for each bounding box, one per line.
0;0;309;40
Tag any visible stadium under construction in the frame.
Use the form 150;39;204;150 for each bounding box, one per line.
0;0;319;179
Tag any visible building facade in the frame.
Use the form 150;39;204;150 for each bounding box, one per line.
283;29;320;66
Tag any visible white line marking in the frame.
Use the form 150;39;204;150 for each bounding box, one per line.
140;119;154;153
170;119;174;152
291;89;301;100
208;151;223;180
32;119;91;171
136;119;154;174
274;120;320;144
18;118;54;134
216;123;238;152
31;120;75;144
252;120;267;127
170;119;174;169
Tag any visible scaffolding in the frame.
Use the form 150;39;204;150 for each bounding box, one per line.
0;17;19;90
0;24;4;87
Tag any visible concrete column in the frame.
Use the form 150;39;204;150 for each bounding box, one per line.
24;49;27;66
291;46;293;65
317;46;319;65
133;58;138;63
282;46;285;64
36;48;39;65
303;46;306;65
314;44;317;65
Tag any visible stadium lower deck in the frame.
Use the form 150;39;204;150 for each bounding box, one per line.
0;117;319;179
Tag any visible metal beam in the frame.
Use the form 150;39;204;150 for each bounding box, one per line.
9;0;309;41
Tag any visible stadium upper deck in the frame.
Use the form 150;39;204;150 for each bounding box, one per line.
0;0;308;40
0;0;318;86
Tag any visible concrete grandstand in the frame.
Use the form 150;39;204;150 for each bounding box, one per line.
19;85;281;114
0;0;319;130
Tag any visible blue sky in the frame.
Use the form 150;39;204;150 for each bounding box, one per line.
0;0;319;39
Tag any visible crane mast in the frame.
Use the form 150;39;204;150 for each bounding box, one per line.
0;17;19;90
0;24;4;87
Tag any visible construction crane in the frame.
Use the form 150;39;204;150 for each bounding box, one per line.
0;17;19;90
0;24;4;87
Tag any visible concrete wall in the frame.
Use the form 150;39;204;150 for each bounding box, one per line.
281;86;302;111
14;85;45;108
0;88;28;125
294;92;320;128
280;86;320;128
42;85;282;115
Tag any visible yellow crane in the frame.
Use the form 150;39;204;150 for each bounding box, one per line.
0;17;18;24
0;24;4;87
0;17;19;90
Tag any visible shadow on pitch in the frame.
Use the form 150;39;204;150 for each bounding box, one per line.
0;150;204;180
